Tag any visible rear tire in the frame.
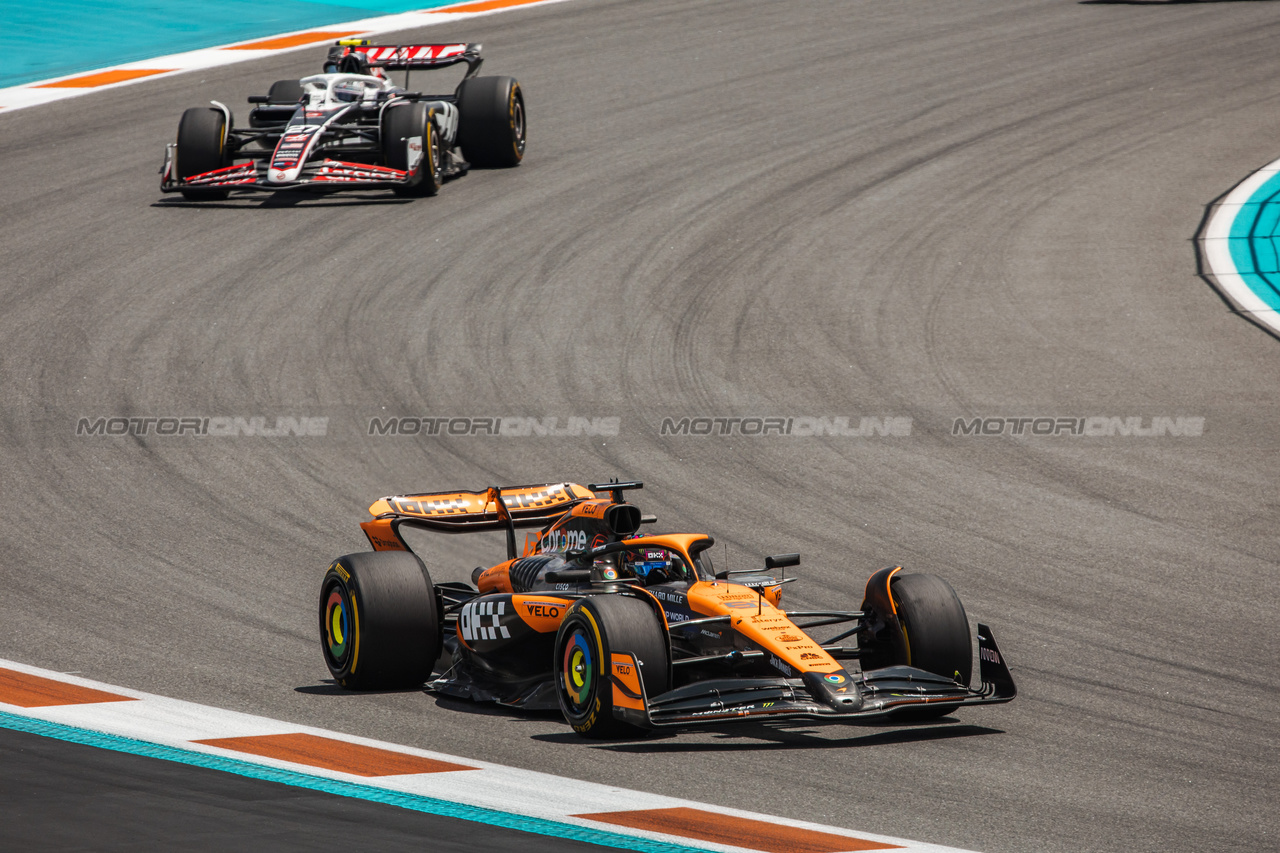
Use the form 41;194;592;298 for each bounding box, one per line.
176;107;230;201
456;76;525;168
382;101;441;197
555;595;668;738
860;572;971;720
319;551;441;690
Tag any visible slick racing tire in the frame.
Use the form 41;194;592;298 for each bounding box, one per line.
176;107;230;201
861;573;972;719
267;79;304;104
382;101;441;197
555;595;669;739
892;573;972;685
320;551;441;690
456;76;525;168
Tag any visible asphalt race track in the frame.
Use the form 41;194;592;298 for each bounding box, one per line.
0;726;621;853
3;1;1279;851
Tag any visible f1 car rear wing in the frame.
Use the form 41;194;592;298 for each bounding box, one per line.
328;40;484;77
362;482;599;555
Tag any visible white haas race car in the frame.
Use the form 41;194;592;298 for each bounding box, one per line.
160;40;524;199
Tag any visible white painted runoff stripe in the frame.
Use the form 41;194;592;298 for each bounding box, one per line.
1200;156;1280;337
0;658;978;853
0;0;581;114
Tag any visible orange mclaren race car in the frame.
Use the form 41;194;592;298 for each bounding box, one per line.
318;481;1015;737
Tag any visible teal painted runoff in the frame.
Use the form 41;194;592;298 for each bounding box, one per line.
0;710;713;853
8;0;461;87
1226;170;1280;312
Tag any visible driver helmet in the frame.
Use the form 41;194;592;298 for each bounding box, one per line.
332;79;376;103
626;549;672;583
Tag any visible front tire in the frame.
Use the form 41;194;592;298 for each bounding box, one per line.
859;572;972;719
382;101;441;197
456;76;525;168
554;595;668;738
890;573;972;687
319;551;441;690
175;107;230;201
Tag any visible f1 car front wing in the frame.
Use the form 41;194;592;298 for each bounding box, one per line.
160;144;416;193
611;624;1017;729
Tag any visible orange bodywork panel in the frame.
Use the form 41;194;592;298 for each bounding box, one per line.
685;581;841;674
360;518;407;551
610;653;645;711
511;594;575;633
476;560;516;594
569;500;611;520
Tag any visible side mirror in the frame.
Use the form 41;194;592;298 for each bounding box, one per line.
764;553;800;570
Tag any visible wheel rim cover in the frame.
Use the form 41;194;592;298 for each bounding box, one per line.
325;589;349;663
512;95;525;153
562;629;593;710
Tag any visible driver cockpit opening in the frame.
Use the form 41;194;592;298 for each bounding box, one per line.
612;546;694;585
300;74;386;107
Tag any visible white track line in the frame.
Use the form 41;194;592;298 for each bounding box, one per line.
0;658;978;853
1200;158;1280;336
0;0;582;114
